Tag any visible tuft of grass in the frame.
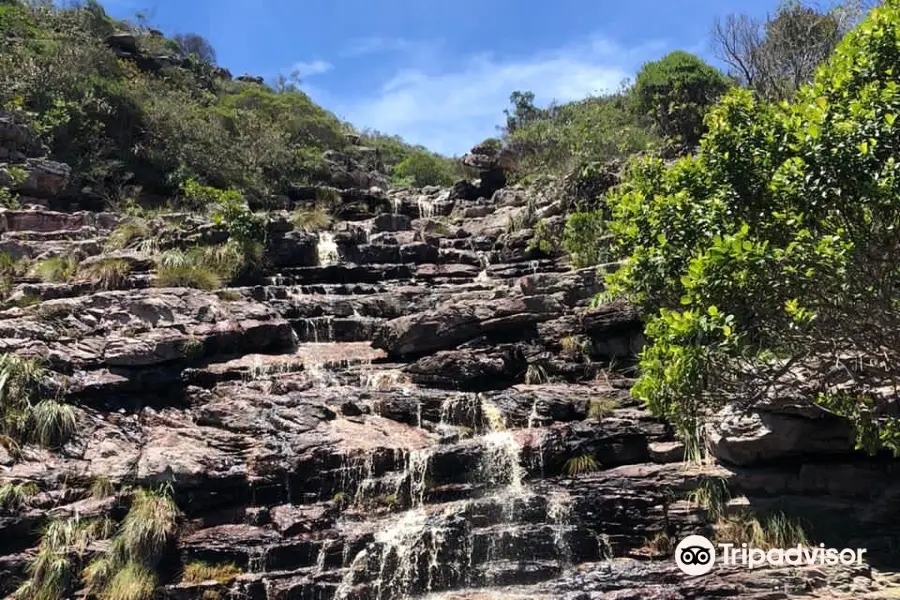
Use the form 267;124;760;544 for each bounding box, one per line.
524;363;549;385
0;481;39;509
29;256;79;283
292;207;333;231
687;477;731;522
79;258;133;291
101;561;157;600
332;491;346;507
587;397;618;419
17;516;106;600
91;476;115;500
0;354;48;446
714;510;808;550
560;335;590;358
180;337;205;360
118;488;180;562
181;561;242;584
154;265;221;290
29;400;77;448
563;454;601;476
82;486;180;598
106;220;151;251
643;531;675;556
153;241;260;290
216;289;242;301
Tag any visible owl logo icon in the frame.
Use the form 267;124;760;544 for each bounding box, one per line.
675;535;716;575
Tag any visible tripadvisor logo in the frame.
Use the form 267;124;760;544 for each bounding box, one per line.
674;535;868;576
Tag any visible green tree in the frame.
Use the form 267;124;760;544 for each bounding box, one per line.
392;150;457;187
603;0;900;458
503;90;545;134
631;51;731;147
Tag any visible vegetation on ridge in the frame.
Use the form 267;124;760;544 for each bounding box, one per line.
0;0;461;210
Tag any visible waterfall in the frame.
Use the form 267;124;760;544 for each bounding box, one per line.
478;431;525;494
417;196;435;219
475;251;491;282
303;316;335;343
317;232;339;266
547;492;573;566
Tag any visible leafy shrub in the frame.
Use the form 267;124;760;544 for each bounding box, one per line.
391;150;457;187
562;210;609;268
602;0;900;456
631;51;731;147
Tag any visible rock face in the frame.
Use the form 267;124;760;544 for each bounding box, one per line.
1;153;899;600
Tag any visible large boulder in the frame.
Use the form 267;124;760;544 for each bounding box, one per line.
372;295;566;358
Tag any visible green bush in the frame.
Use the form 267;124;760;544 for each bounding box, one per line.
503;91;660;180
603;0;900;457
631;51;731;147
562;210;609;268
391;150;458;187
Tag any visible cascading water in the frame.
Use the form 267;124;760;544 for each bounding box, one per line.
416;196;435;219
317;232;340;266
547;492;574;566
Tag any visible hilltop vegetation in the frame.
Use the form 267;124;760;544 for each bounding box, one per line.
0;0;460;210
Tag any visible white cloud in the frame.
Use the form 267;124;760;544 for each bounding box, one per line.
329;36;667;156
290;59;333;78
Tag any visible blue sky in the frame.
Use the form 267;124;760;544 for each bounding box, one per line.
101;0;787;156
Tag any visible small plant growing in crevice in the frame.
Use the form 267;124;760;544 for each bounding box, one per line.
15;516;110;600
687;476;731;522
90;476;115;500
79;258;133;291
10;293;40;308
563;454;600;476
587;397;618;419
83;486;181;600
216;289;242;301
29;256;79;283
181;561;241;584
0;354;77;450
291;206;333;232
524;363;549;385
560;335;590;359
30;399;77;448
106;220;151;251
331;491;347;508
643;531;675;556
714;510;808;550
180;337;205;360
0;481;39;509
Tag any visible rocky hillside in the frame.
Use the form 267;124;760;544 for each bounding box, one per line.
1;105;900;600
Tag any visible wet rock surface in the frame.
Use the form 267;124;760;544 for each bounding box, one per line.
0;143;899;599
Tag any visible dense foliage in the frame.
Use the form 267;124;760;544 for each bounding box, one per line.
0;0;457;207
631;51;731;147
598;0;900;457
